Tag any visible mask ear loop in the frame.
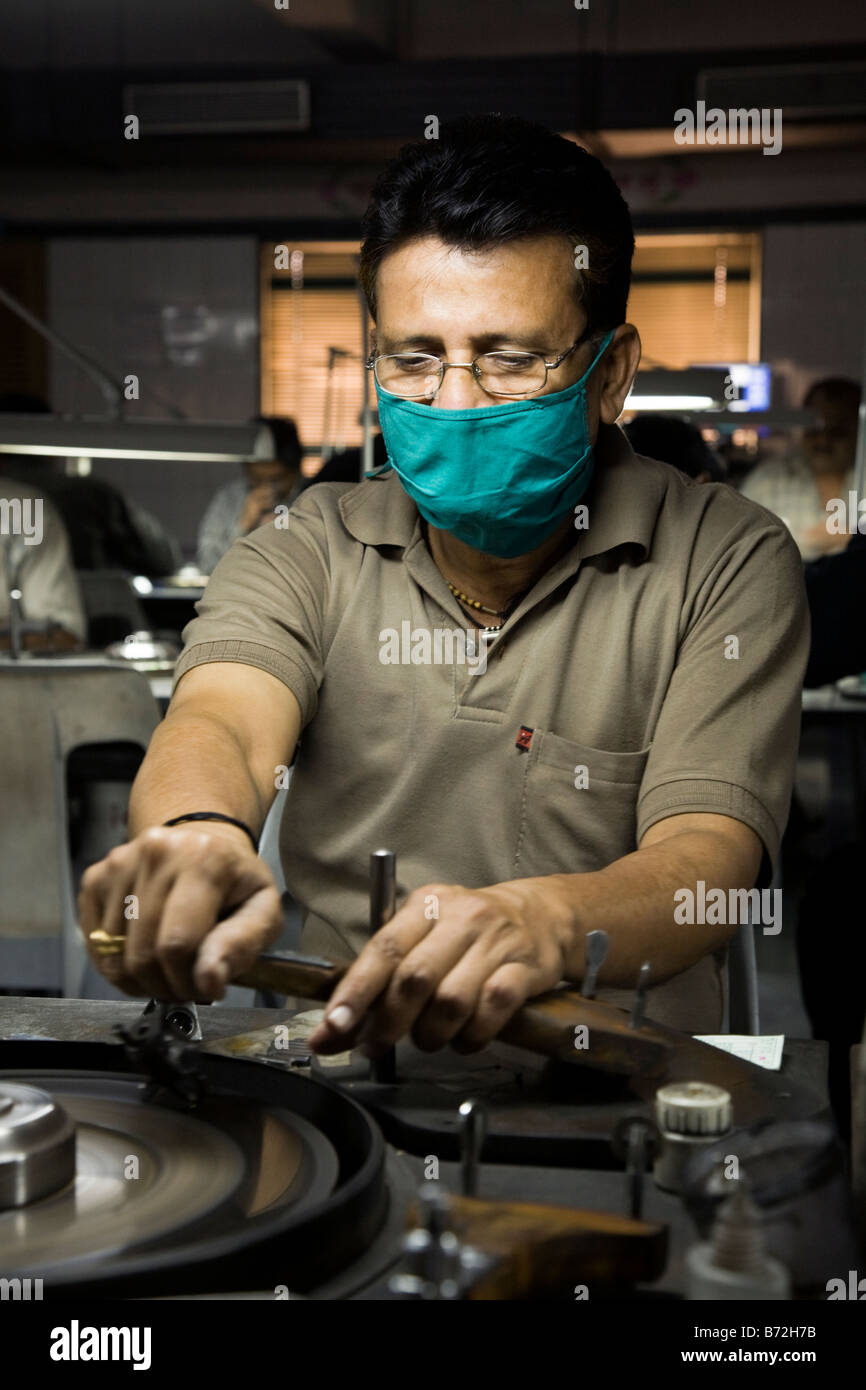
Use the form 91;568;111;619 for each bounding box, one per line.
565;328;616;396
583;328;617;373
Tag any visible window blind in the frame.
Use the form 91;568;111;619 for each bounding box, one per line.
629;232;761;367
260;232;762;465
261;244;367;471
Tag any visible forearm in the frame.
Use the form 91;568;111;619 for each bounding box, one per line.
540;830;759;987
127;708;271;842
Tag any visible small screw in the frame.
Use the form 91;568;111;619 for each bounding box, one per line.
165;1009;195;1036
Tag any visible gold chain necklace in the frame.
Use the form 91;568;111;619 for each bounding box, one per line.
446;581;509;621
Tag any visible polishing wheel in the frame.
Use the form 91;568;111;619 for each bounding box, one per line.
0;1040;388;1298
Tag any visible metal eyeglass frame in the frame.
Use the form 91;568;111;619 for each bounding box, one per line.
366;326;601;400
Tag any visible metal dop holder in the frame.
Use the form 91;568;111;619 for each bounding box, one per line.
369;848;397;934
370;849;398;1083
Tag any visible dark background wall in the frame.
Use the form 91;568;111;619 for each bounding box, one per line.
1;0;864;556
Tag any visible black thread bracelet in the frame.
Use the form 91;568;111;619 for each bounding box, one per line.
163;812;259;853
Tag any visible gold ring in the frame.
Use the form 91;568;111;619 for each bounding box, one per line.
89;930;127;958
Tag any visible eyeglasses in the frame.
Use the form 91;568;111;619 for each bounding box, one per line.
367;329;599;401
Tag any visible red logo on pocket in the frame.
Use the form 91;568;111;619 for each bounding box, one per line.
515;725;534;753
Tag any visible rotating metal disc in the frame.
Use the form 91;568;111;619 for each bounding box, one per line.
1;1085;245;1265
0;1043;384;1297
0;1073;339;1272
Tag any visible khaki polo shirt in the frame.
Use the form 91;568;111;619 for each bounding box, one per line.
173;424;809;1032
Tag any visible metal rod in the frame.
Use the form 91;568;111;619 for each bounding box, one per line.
1;538;28;660
581;929;609;999
359;280;374;481
370;849;397;1083
0;284;123;418
320;346;350;465
627;1122;647;1220
630;962;651;1030
370;848;396;933
458;1098;487;1198
854;315;866;503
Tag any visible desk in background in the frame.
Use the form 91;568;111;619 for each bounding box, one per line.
133;574;206;642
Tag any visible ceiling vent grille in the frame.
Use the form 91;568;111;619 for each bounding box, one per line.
696;63;866;121
123;80;311;135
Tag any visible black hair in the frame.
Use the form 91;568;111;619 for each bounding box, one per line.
624;414;725;483
254;415;302;469
803;377;861;413
359;114;634;335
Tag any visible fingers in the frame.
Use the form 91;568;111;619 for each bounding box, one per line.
194;885;283;996
308;883;562;1057
448;962;539;1051
79;845;148;997
124;837;188;999
138;867;228;1001
129;827;269;999
119;829;225;999
355;918;492;1053
77;826;280;1002
308;886;448;1053
405;937;545;1053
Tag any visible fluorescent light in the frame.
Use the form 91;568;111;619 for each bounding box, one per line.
624;395;716;411
0;417;269;463
625;367;729;414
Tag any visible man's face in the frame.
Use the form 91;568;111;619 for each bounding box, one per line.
803;389;859;477
374;234;638;439
244;458;296;494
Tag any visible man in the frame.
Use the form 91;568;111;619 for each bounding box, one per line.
81;116;808;1054
196;416;303;574
0;476;86;652
739;378;860;561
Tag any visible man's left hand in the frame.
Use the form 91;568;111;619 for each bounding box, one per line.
307;878;575;1056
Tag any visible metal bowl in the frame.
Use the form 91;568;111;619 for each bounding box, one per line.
105;631;180;664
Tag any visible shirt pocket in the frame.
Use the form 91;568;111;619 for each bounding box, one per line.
513;729;651;877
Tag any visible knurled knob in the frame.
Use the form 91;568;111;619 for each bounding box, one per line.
655;1081;733;1136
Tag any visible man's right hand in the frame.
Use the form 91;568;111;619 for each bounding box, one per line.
240;482;277;535
78;821;283;1002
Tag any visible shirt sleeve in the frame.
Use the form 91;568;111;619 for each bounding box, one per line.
175;488;332;727
636;514;810;885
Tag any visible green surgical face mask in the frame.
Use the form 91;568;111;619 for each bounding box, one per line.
374;330;614;558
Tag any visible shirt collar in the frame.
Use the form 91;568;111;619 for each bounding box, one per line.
337;422;665;562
